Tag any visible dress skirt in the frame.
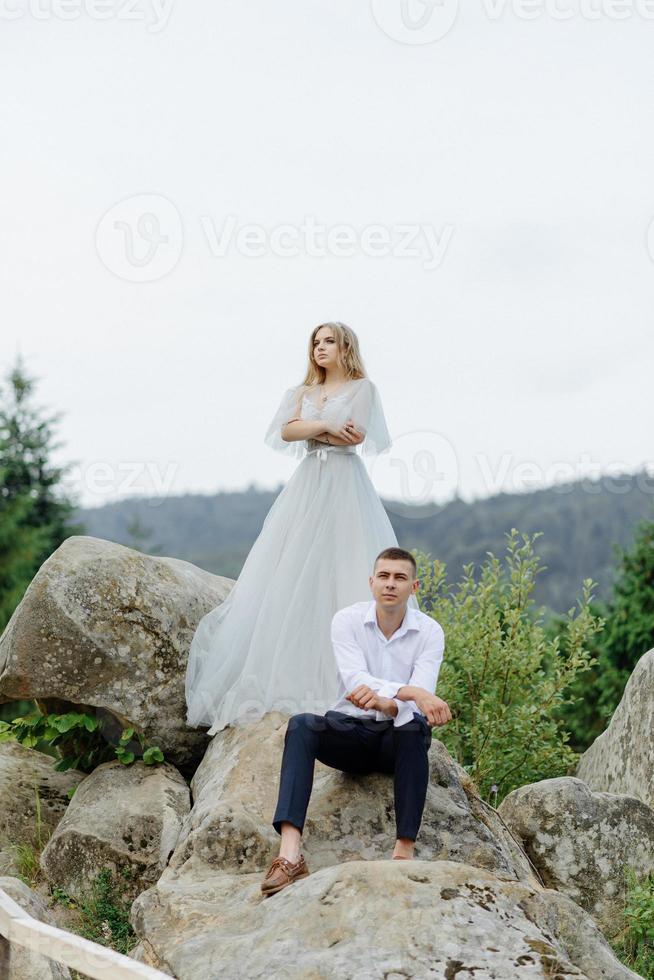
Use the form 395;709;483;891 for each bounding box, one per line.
185;442;415;735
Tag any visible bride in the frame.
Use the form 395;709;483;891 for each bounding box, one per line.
185;321;417;735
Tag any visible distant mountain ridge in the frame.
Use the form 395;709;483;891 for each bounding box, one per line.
72;471;654;614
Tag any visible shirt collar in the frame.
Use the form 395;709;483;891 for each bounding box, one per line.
363;598;420;638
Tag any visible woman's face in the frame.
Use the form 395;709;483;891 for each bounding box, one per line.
313;327;341;371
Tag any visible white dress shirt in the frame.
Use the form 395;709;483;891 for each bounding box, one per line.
328;599;445;728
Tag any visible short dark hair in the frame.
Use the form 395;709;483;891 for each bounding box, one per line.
373;547;417;579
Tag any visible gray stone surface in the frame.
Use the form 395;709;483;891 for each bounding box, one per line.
576;647;654;808
129;858;641;979
170;710;537;883
0;741;84;851
40;759;190;902
499;775;654;937
0;535;233;770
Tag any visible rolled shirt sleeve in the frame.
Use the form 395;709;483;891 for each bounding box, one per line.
388;621;445;727
392;698;419;728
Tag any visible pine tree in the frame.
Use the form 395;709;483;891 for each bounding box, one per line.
553;515;654;751
595;517;654;719
0;354;84;630
0;480;50;629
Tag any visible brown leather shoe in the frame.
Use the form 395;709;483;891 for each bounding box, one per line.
260;853;310;896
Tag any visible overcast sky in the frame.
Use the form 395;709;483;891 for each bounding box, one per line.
3;0;653;514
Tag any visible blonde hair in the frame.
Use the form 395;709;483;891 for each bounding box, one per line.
300;322;367;387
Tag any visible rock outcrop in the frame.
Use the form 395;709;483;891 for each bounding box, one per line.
0;741;85;849
129;859;641;979
576;647;654;808
126;713;644;978
169;711;537;883
1;538;650;978
498;775;654;937
39;759;190;902
0;535;233;771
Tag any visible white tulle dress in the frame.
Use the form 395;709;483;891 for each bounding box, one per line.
185;376;417;735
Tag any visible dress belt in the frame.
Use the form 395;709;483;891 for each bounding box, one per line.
306;443;357;463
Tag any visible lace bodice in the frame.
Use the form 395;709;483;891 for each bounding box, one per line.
264;376;392;459
300;388;354;420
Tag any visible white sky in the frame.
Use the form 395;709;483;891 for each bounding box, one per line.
2;0;654;512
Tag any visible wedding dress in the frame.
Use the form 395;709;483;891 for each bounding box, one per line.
185;376;418;735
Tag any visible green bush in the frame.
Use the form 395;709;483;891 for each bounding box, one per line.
0;709;164;774
51;866;138;958
414;529;604;805
611;866;654;978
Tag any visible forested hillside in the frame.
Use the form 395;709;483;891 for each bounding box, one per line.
74;471;654;613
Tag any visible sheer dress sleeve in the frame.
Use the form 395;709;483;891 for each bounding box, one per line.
263;384;308;458
331;378;392;456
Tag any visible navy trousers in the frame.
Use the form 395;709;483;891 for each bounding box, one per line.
272;709;433;842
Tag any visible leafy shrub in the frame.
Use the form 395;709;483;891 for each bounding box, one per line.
414;529;604;805
0;709;164;774
51;866;138;958
611;866;654;978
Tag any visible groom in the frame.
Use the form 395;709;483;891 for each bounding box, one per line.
260;546;452;897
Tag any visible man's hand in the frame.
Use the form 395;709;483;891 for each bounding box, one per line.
347;685;452;727
412;693;452;727
346;684;394;714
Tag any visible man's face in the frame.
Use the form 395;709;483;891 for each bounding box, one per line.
369;559;418;609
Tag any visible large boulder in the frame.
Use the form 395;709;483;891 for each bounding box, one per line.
0;741;84;850
0;535;233;772
40;759;190;902
498;776;654;937
129;859;641;979
169;710;537;884
0;876;70;978
576;648;654;808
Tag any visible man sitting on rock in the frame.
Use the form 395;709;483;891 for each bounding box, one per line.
261;546;452;897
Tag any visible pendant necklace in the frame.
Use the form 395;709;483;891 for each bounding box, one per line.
320;380;347;403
